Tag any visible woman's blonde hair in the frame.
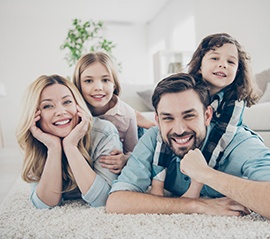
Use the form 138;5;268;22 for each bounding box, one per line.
72;51;121;97
16;74;92;192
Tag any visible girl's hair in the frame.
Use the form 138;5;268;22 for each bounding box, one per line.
16;74;92;192
152;73;210;112
188;33;261;107
72;51;121;96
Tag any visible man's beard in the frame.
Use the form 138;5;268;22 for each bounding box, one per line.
164;132;204;158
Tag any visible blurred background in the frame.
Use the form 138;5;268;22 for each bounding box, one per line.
0;0;269;148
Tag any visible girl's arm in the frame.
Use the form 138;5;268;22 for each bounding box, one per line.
30;110;63;208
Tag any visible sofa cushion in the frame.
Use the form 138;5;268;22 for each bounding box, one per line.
137;90;155;111
259;82;270;103
255;68;270;95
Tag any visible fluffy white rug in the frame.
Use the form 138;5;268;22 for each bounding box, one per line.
1;177;270;239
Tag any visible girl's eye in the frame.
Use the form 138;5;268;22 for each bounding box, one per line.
102;78;111;83
84;79;93;83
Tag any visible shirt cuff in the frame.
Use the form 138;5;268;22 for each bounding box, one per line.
30;190;51;209
82;174;110;207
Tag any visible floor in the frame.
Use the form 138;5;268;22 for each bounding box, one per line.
0;147;22;204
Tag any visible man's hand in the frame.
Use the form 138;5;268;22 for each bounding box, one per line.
99;149;130;174
180;148;209;183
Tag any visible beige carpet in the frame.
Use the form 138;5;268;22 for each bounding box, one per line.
1;178;270;239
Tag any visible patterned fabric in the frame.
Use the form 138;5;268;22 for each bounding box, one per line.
152;88;246;180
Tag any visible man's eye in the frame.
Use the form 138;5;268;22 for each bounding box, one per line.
185;114;195;119
162;117;173;121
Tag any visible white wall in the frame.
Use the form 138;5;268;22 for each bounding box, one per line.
148;0;270;75
0;0;150;148
1;0;269;148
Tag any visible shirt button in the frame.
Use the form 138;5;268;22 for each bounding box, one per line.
184;176;189;181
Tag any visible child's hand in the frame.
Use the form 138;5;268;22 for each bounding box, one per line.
63;105;90;147
99;149;129;174
30;110;61;148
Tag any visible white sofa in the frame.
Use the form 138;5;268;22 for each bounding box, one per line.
120;69;270;148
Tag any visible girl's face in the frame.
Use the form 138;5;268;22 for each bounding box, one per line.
80;62;115;115
38;84;79;138
200;43;239;96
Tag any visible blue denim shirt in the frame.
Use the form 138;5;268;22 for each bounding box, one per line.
31;117;122;209
110;126;270;198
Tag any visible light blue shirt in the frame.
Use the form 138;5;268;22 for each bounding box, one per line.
110;125;270;198
31;117;122;209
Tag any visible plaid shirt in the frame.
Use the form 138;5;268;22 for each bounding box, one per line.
152;89;246;180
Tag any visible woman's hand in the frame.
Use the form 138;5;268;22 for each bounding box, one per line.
99;149;130;174
63;105;90;147
30;110;61;148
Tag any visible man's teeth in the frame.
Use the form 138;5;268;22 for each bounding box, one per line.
55;119;70;125
175;137;190;144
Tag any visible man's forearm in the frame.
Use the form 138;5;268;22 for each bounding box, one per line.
201;168;270;219
106;191;199;214
105;191;247;216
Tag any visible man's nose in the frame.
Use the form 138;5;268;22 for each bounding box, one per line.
173;119;187;135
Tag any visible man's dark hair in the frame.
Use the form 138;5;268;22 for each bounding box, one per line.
152;73;210;112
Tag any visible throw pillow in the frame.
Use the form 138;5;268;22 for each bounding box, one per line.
259;82;270;103
255;68;270;93
137;90;155;111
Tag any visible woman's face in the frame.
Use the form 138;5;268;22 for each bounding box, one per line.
38;84;79;138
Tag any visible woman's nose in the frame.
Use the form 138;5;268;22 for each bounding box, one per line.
55;105;67;116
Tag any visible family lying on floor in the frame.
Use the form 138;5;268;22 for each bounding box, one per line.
16;33;270;219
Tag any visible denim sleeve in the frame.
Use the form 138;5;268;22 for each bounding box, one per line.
84;119;123;206
110;127;158;193
30;182;62;209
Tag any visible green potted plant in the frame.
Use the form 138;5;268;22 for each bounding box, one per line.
60;18;121;69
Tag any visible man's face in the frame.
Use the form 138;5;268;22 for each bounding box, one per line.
155;89;212;158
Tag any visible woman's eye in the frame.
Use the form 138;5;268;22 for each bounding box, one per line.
63;100;73;105
211;57;218;60
228;60;236;65
42;104;53;110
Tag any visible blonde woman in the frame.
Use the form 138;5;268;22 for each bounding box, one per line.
16;74;122;209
